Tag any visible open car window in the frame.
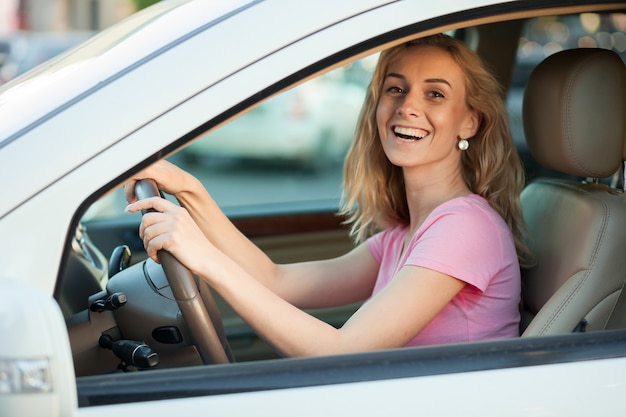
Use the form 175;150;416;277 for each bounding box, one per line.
75;9;626;362
83;55;378;222
59;7;626;411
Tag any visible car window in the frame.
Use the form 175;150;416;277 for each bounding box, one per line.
84;55;379;221
179;61;374;212
170;32;470;217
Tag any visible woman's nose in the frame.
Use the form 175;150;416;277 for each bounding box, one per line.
396;94;422;117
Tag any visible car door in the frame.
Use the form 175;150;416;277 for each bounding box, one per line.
4;1;626;416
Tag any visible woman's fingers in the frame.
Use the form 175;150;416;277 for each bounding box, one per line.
126;196;198;265
123;160;176;203
125;196;176;214
124;180;138;203
143;222;171;263
129;198;182;242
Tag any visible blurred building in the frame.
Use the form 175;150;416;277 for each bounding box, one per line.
1;0;136;34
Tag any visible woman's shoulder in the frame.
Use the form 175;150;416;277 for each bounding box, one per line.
419;194;513;251
436;193;490;211
432;194;505;227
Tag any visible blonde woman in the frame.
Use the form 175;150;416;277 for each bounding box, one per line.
126;34;528;357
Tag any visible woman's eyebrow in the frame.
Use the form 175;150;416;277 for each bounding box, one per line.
385;72;405;80
424;78;451;87
385;73;451;88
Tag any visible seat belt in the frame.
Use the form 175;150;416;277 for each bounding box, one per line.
604;276;626;330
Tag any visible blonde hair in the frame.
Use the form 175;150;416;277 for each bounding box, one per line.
340;34;532;265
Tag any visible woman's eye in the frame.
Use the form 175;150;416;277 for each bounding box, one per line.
428;90;445;98
386;86;404;94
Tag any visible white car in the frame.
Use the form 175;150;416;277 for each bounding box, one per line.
1;1;625;416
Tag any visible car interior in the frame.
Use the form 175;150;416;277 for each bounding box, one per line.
55;7;626;384
518;47;626;336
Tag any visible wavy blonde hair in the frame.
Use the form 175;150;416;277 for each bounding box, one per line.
340;34;532;265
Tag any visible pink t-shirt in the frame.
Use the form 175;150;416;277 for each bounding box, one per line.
366;194;520;346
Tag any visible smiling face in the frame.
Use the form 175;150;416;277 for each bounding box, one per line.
376;45;478;175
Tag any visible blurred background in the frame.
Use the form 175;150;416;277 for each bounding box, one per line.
0;0;153;33
0;0;155;84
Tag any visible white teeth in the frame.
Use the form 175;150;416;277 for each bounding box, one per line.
394;126;426;140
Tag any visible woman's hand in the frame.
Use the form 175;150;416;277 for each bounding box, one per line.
125;196;216;276
124;160;193;204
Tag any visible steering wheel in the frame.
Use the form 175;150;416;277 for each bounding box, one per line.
135;179;234;364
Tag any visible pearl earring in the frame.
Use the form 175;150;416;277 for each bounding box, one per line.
458;138;469;151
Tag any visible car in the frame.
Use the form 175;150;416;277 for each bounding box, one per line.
181;68;366;168
0;31;94;85
1;1;625;416
0;39;9;68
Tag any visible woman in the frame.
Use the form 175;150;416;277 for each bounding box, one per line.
125;34;529;357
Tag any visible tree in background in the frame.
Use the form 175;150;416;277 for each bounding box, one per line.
133;0;159;11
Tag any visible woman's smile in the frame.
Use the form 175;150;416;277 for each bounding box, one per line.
393;125;429;141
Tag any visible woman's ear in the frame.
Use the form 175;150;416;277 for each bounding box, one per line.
461;111;479;139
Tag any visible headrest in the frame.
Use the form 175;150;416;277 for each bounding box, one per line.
523;48;626;178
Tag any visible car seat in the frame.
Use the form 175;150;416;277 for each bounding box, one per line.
519;48;626;336
603;119;626;330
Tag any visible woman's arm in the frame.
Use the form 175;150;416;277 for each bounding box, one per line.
126;172;376;309
126;196;465;356
198;244;465;357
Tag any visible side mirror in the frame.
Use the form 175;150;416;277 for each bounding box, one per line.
0;279;77;417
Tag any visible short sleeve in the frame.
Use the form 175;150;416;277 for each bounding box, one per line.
405;200;509;292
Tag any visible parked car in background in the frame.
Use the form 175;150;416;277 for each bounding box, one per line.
0;39;9;69
0;31;93;85
182;69;366;168
1;1;625;416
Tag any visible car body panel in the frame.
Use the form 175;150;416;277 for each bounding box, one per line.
78;362;626;416
77;341;626;416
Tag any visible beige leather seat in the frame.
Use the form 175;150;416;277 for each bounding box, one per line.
603;114;626;330
519;48;626;336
